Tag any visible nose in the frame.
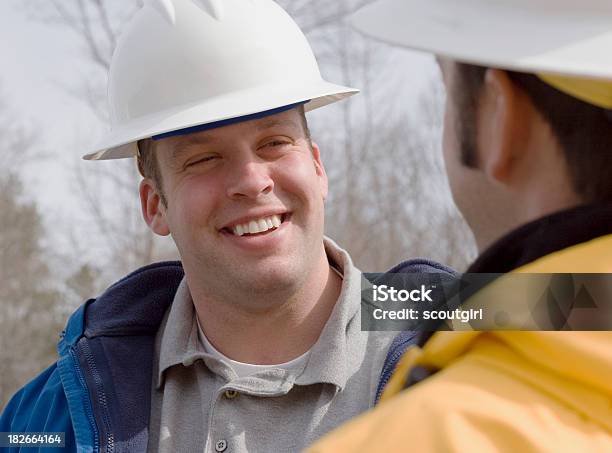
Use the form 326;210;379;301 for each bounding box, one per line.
226;159;274;199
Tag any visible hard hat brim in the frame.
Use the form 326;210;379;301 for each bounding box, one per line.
84;79;358;161
351;0;612;80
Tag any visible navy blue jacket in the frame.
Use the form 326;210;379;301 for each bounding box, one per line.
0;259;454;453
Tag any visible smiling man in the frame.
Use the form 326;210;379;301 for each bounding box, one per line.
139;105;356;453
0;1;455;452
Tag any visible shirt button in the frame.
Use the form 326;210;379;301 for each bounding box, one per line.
224;389;239;399
215;439;228;452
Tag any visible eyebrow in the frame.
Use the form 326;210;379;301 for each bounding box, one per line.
255;118;301;132
170;135;219;161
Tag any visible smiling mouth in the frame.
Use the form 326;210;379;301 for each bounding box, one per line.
223;213;290;237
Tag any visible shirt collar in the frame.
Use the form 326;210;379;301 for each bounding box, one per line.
155;237;361;391
292;237;362;391
155;278;203;389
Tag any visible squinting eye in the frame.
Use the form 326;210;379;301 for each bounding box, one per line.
186;156;218;167
263;140;291;148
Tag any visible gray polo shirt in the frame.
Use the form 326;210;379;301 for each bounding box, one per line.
148;238;395;453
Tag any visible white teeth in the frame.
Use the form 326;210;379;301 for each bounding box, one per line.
231;214;284;236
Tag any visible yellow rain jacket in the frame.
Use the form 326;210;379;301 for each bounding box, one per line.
309;234;612;452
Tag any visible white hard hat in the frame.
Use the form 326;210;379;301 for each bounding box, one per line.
84;0;358;161
350;0;612;79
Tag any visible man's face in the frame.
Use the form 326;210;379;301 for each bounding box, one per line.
143;109;329;300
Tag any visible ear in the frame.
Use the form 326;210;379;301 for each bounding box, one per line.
310;142;329;200
139;179;170;236
480;69;529;185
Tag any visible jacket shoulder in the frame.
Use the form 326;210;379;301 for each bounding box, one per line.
0;261;184;452
1;363;76;451
311;335;612;452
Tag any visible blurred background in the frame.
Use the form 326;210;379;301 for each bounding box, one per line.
0;0;476;408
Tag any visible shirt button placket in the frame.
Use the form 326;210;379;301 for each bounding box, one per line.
215;439;228;452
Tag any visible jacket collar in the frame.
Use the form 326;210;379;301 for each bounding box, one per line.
468;203;612;273
417;203;612;346
76;261;184;339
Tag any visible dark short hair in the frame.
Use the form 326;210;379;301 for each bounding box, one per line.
453;63;612;202
136;105;312;206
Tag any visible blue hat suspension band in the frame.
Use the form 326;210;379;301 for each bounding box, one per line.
152;101;309;141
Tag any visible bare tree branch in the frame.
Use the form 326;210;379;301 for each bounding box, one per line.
75;0;111;69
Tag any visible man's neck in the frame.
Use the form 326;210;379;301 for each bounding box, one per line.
189;249;343;364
